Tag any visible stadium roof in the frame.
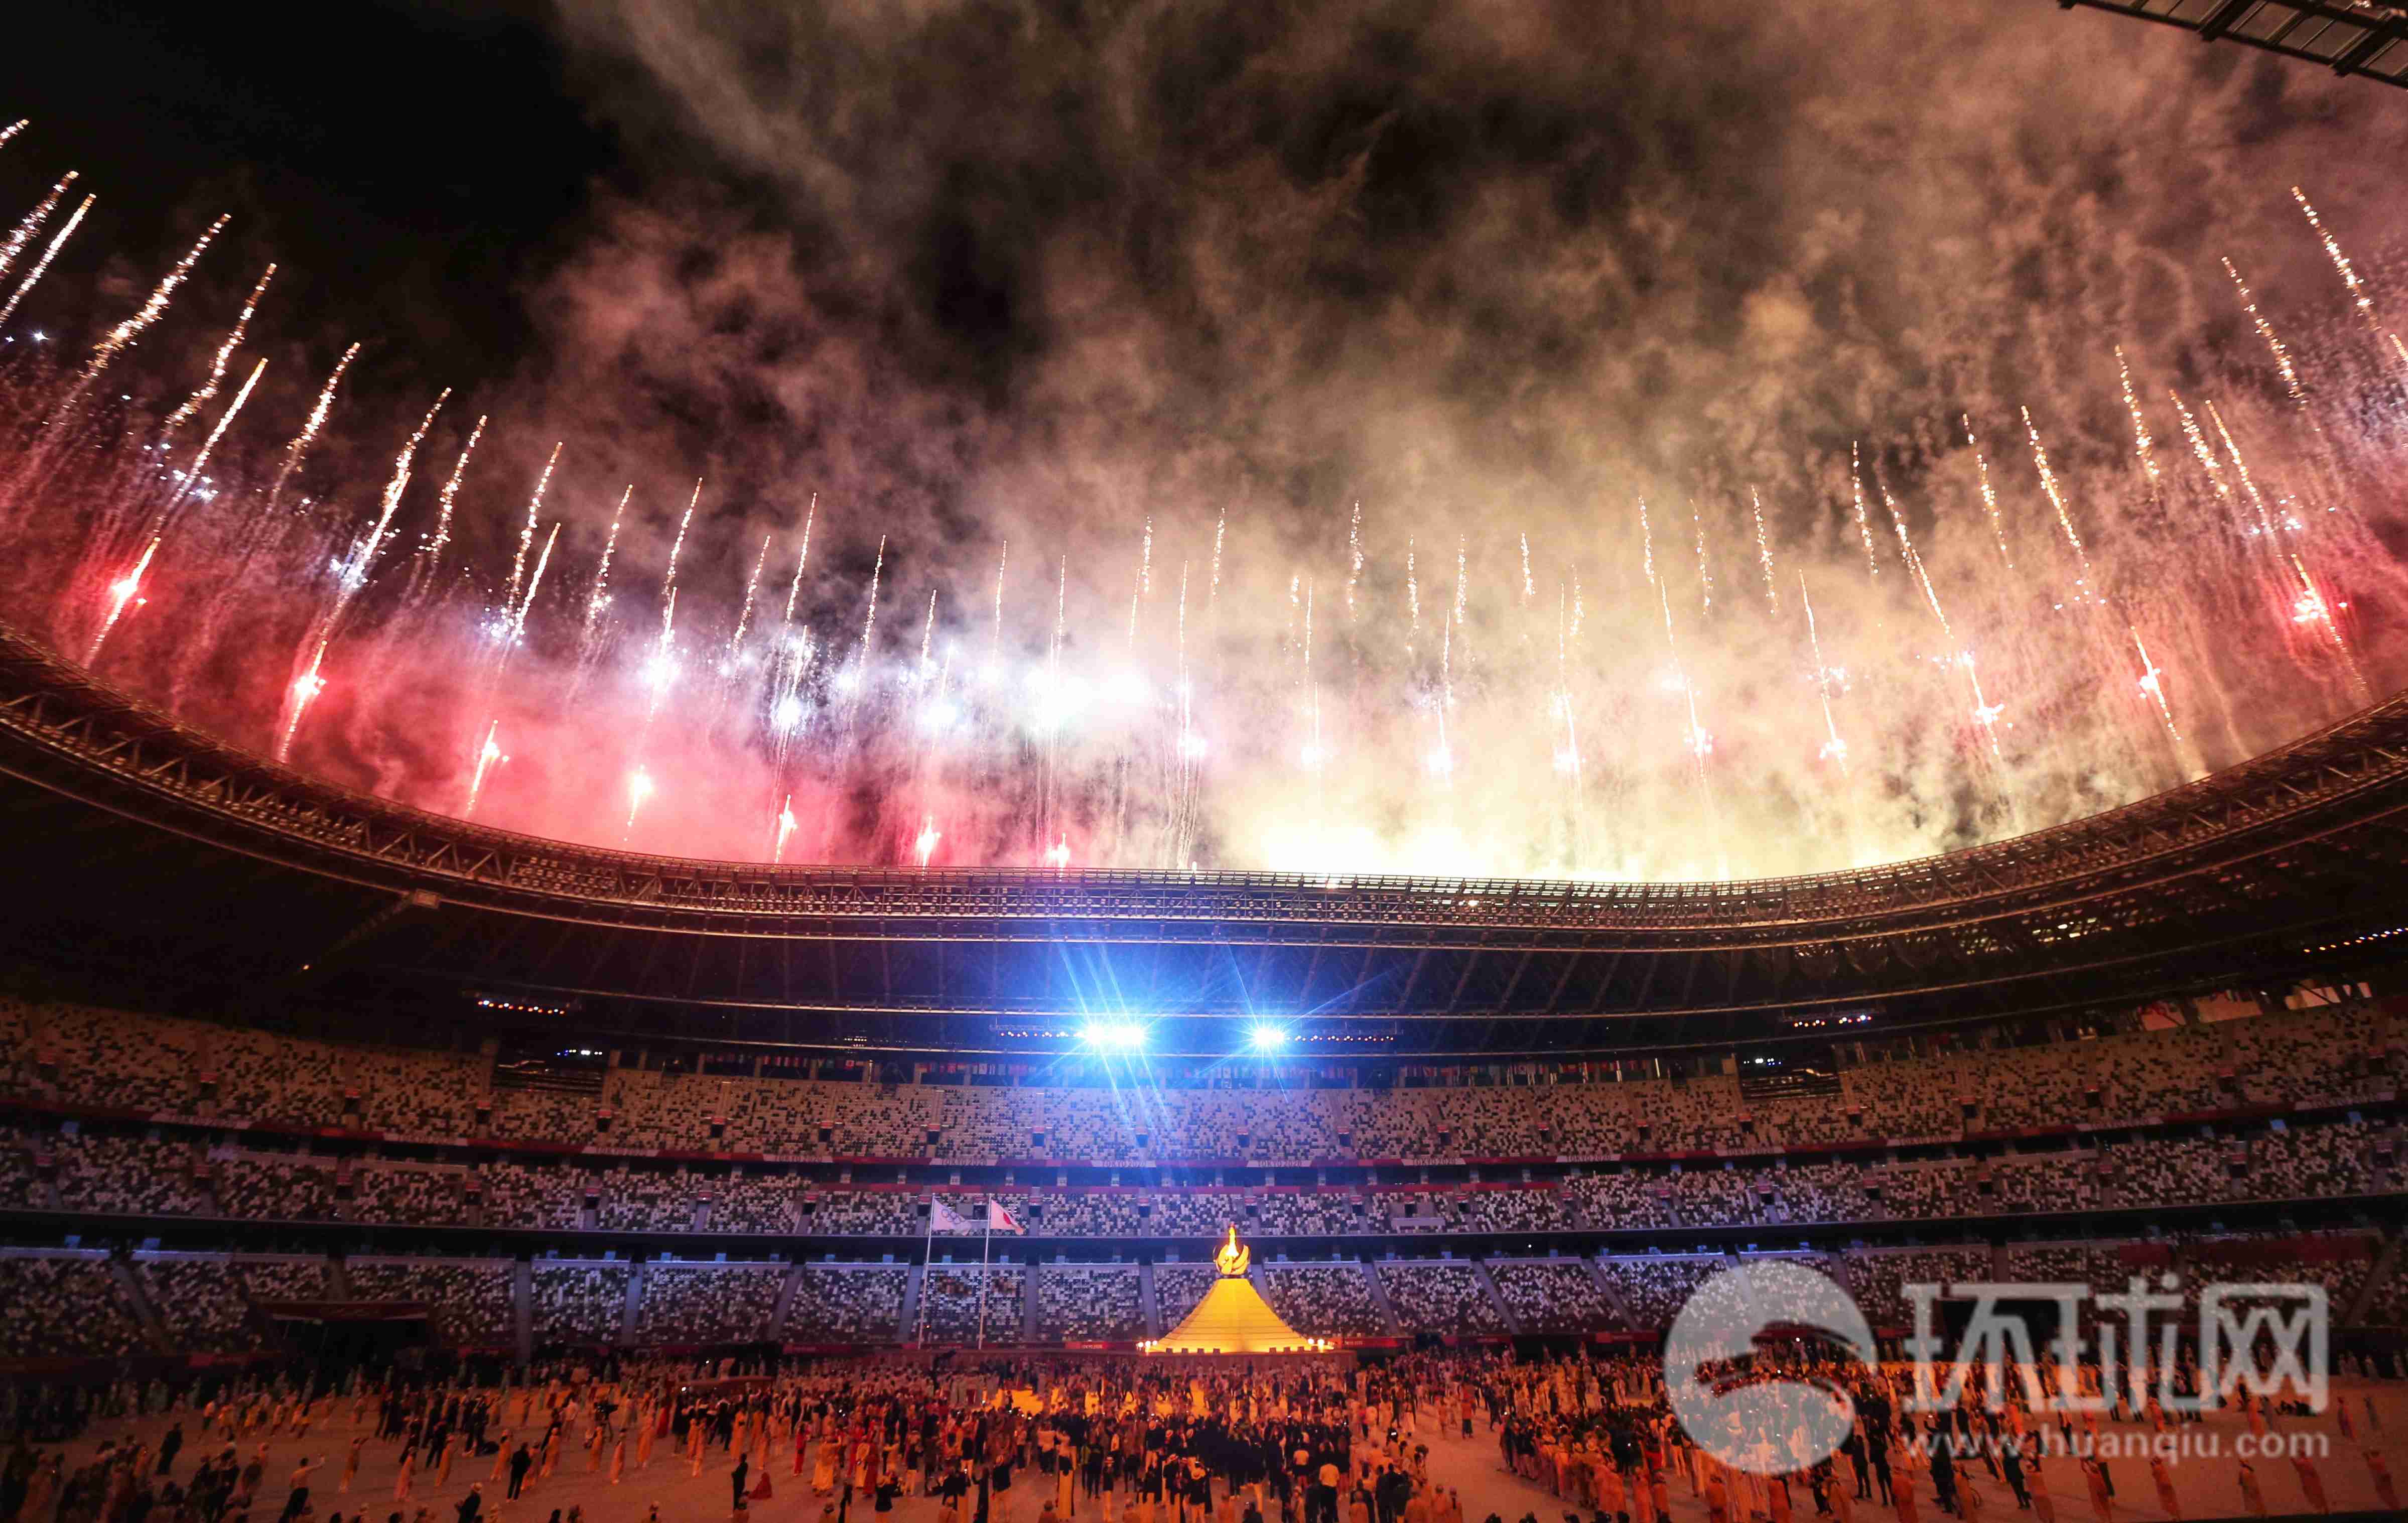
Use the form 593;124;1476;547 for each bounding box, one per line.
2066;0;2408;88
3;619;2407;1056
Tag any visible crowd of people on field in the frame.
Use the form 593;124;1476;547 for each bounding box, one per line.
4;1336;2403;1523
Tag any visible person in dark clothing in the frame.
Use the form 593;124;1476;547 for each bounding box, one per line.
1999;1438;2029;1510
1841;1430;1868;1499
506;1445;532;1500
1;1445;34;1521
159;1425;184;1476
455;1484;484;1523
1929;1435;1958;1518
278;1457;325;1523
734;1456;752;1510
1869;1440;1894;1506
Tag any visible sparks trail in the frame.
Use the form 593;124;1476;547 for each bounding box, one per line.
727;531;772;676
1799;573;1847;776
2293;187;2381;335
458;515;558;814
59;215;228;416
771;795;798;863
987;535;1005;661
161;264;275;442
1347;501;1364;619
2222;258;2306;409
1849;443;1879;581
503;442;563;626
917;587;939;679
1875;463;2004;768
13;165;2408;876
463;722;506;819
557;491;620;695
2115;347;2164;518
765;496;820;757
152;354;268;538
1208;508;1225;611
623;766;654;842
2022;407;2096;604
419;415;484;568
2207;390;2374;705
83;356;269;665
1750;488;1777;613
0;174;77;290
2130;623;2185;759
1963;416;2013;569
580;486;631;651
262;341;361;516
846;533;887;718
638;480;702;720
0;190;89;333
1690;502;1712;615
274;390;451;761
10;211;220;509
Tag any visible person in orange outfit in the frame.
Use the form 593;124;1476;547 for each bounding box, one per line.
2079;1457;2110;1523
2028;1469;2055;1523
2146;1454;2177;1521
2288;1453;2328;1515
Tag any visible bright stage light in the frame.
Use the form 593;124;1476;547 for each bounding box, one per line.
1248;1024;1288;1051
1081;1022;1147;1051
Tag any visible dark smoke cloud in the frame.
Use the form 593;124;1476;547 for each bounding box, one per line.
440;0;2403;871
12;1;2408;877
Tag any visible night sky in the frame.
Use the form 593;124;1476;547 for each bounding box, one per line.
10;1;2399;551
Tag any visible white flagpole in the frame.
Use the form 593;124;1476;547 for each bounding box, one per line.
976;1198;993;1349
917;1194;937;1346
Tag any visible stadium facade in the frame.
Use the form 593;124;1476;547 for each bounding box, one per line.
0;616;2404;1363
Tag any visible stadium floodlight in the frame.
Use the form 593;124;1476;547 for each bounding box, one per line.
1081;1021;1148;1051
1248;1024;1288;1052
